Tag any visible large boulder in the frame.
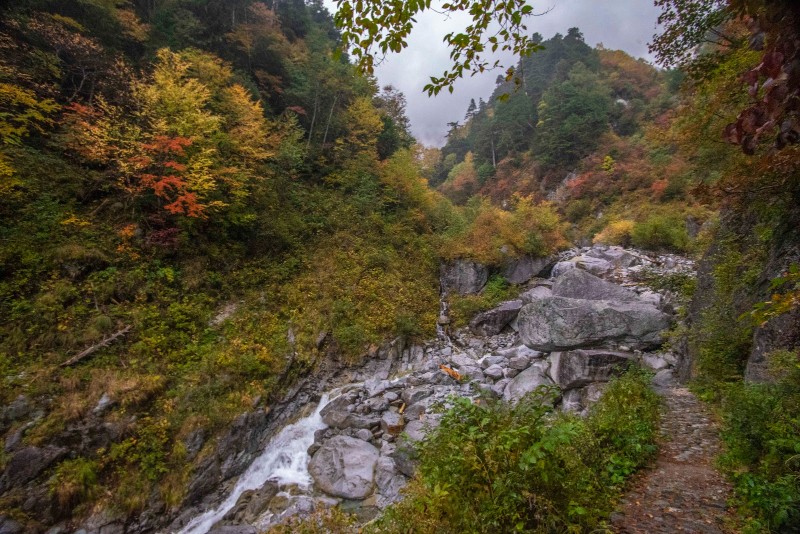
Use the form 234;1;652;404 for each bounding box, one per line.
573;255;614;276
308;435;379;499
502;255;556;284
440;260;488;295
584;246;639;268
551;268;638;302
469;300;523;336
548;350;634;389
503;366;555;403
320;393;355;428
518;296;671;352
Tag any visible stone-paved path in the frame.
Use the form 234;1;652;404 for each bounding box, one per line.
612;387;733;533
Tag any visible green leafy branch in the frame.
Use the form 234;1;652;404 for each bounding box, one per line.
747;264;800;326
333;0;543;95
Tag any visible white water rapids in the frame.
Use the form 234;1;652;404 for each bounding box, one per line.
176;389;341;534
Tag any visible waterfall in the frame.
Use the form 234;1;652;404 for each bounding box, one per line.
176;389;341;534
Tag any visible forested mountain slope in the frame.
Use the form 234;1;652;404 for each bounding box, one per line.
0;0;799;533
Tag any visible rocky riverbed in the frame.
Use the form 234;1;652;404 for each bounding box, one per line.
163;245;694;534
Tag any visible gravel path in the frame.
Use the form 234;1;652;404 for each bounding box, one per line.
612;387;733;533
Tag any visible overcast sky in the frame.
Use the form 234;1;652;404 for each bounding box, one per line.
324;0;664;146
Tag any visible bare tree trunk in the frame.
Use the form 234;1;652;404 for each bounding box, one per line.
322;93;339;147
306;86;319;150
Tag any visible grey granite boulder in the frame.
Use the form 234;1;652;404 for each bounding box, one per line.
547;350;634;389
309;435;379;499
518;297;671;352
573;255;614;276
551;268;638;302
585;246;639;268
503;366;555;403
502;255;556;284
469;300;523;336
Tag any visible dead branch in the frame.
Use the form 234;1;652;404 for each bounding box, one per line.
60;325;131;367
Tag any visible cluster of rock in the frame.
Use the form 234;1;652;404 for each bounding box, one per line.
205;246;692;531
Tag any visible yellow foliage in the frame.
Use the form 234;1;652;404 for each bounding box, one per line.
593;219;635;246
336;96;383;162
0;81;59;145
134;49;220;138
440;195;568;265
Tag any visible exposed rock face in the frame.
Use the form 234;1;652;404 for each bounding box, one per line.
0;516;24;534
551;268;638;302
308;435;379;499
518;296;671;352
548;350;634;389
745;311;800;383
469;300;522;336
502;255;556;284
440;260;488;295
0;446;65;493
218;410;270;479
503;366;555;403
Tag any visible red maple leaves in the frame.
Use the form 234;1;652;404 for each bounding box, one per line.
132;136;206;218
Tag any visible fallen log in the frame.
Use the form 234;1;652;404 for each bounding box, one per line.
60;325;131;367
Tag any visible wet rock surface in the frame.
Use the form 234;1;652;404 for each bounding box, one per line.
308;435;380;499
612;388;732;533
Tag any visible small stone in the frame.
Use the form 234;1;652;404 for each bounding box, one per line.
401;386;434;406
483;365;504;380
355;428;373;442
508;354;531;370
480;355;505;369
503;368;520;379
402;403;425;422
381;411;405;436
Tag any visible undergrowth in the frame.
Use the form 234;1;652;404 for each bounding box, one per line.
368;368;660;533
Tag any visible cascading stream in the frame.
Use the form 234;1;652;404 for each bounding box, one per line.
436;280;452;345
177;388;343;534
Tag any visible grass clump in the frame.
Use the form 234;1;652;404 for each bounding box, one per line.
370;369;660;533
448;275;517;328
717;350;800;532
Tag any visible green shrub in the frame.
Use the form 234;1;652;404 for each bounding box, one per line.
448;275;515;327
631;214;689;252
370;369;659;533
718;350;800;532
